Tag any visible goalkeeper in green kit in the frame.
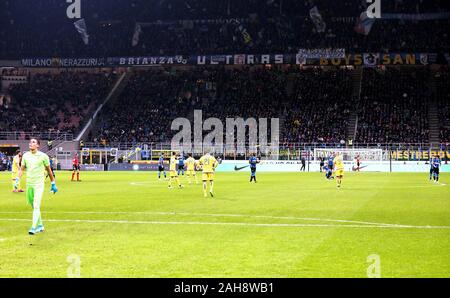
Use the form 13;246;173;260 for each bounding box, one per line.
16;138;58;235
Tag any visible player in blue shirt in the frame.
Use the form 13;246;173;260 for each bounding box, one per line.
323;164;333;180
177;154;185;176
327;154;334;179
429;158;434;181
431;155;441;183
49;156;56;178
249;153;260;183
158;154;167;180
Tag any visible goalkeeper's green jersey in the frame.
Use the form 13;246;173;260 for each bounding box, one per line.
22;151;50;186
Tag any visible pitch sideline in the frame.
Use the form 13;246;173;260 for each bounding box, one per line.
1;217;450;230
0;210;409;227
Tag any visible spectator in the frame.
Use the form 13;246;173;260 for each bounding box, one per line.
0;72;116;134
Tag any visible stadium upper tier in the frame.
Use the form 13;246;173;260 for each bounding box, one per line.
0;0;449;59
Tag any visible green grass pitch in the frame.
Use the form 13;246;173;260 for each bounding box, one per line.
0;171;449;277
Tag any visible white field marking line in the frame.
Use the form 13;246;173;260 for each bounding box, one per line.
129;181;172;186
1;218;450;229
130;181;159;186
402;183;447;188
0;211;426;228
0;238;6;242
1;179;446;187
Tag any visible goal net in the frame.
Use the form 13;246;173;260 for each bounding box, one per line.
313;148;383;163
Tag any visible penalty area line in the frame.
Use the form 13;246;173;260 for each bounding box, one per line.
0;218;449;229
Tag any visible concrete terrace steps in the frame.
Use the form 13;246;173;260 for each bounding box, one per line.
428;68;441;145
76;70;132;143
428;104;441;144
347;67;363;141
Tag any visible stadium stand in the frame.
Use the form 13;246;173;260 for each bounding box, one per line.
0;72;116;135
92;66;352;144
94;69;195;143
436;66;450;142
1;0;449;58
283;68;353;144
1;64;447;146
0;0;449;147
91;65;445;146
356;68;431;144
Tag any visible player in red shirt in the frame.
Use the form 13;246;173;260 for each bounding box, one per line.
71;154;81;182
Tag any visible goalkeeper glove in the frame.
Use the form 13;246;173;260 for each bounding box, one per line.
50;181;58;194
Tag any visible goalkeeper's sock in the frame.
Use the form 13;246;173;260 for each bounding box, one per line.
36;214;44;232
71;173;75;181
210;182;214;193
32;208;41;230
77;173;80;181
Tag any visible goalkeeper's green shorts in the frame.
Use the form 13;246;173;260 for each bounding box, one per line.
26;184;44;209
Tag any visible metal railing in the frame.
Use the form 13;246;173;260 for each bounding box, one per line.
0;131;74;141
81;141;448;150
77;141;450;162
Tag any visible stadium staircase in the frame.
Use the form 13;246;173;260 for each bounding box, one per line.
76;69;132;143
428;105;440;145
285;73;296;97
428;70;440;145
347;67;363;142
44;135;70;156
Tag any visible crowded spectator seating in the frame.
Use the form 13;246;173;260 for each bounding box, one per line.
283;68;353;144
94;69;194;143
1;0;449;59
94;66;446;146
435;66;450;142
95;66;355;144
1;66;449;145
0;71;116;135
356;68;431;144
